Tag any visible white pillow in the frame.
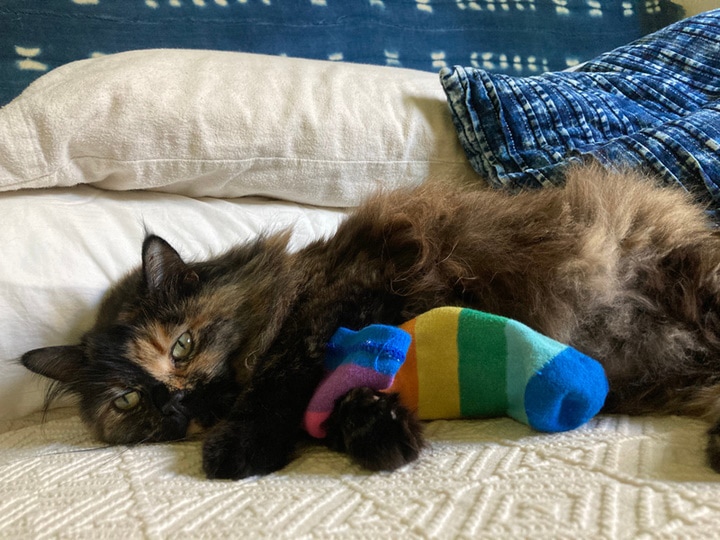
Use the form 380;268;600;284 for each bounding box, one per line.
0;49;478;207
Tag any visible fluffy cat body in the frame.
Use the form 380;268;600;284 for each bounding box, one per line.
22;165;720;478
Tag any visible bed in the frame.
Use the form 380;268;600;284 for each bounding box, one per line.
3;2;720;538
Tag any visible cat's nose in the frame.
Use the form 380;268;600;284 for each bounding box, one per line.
151;384;187;417
161;391;187;417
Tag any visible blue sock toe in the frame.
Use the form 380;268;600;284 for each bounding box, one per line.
524;348;609;432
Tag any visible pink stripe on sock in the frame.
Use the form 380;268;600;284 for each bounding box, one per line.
304;411;331;438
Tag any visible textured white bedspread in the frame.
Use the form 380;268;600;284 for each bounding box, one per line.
2;409;719;539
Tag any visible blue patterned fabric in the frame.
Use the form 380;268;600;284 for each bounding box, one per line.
1;0;683;106
440;10;720;211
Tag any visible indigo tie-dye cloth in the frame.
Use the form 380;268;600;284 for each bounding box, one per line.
440;10;720;212
1;0;683;106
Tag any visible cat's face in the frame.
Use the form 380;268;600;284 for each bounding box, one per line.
22;236;253;444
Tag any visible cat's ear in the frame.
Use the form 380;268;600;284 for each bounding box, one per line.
142;235;199;296
21;345;85;383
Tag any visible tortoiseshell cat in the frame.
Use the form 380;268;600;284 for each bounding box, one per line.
21;165;720;479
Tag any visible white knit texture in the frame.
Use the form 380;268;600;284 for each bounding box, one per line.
2;410;718;538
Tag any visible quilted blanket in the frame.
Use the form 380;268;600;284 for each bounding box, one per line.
2;409;719;538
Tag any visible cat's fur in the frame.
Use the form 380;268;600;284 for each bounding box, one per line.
21;165;720;479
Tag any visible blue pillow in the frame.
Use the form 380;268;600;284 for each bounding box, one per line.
440;9;720;212
1;0;683;106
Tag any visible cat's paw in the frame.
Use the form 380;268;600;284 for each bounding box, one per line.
323;387;425;471
202;419;291;480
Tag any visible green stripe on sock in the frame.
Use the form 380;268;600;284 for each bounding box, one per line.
457;308;508;417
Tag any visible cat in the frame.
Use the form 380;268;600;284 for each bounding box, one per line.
21;164;720;479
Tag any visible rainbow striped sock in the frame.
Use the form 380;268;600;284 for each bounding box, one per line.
303;307;608;438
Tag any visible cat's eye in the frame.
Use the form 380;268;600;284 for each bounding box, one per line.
113;390;141;411
171;331;193;362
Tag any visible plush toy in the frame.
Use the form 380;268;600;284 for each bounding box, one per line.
304;306;608;438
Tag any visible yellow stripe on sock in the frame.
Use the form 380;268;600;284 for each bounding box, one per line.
390;318;419;412
414;307;461;419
